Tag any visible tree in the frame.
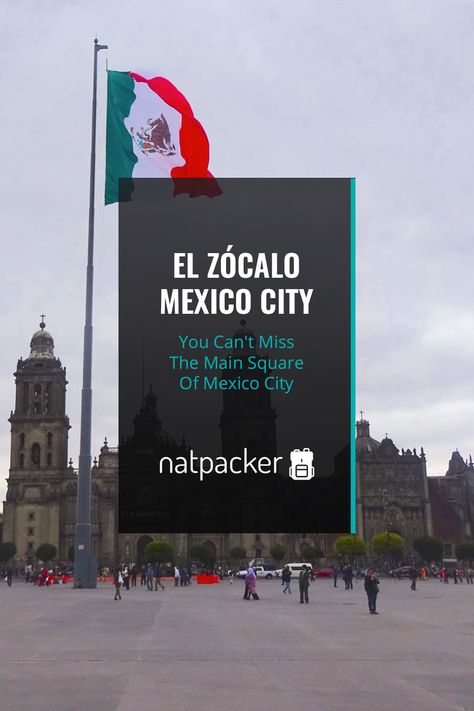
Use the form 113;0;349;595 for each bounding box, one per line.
335;535;366;560
189;544;215;566
0;542;16;563
270;543;286;563
455;541;474;563
36;543;57;564
372;532;404;562
229;546;246;564
144;541;174;565
300;543;324;562
412;536;443;563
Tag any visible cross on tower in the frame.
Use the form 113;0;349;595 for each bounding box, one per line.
40;314;46;329
359;410;364;421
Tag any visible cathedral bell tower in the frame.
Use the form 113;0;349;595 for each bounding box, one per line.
219;320;277;459
3;318;72;564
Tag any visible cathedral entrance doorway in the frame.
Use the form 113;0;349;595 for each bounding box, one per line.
136;535;153;566
202;540;217;565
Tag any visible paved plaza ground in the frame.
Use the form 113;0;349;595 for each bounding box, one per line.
0;576;473;711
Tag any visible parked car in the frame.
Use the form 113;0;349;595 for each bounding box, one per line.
235;564;276;580
275;563;313;578
313;567;333;578
388;566;413;578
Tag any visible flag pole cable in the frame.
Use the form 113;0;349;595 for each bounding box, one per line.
74;37;108;589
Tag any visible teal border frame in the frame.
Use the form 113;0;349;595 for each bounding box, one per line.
350;178;356;533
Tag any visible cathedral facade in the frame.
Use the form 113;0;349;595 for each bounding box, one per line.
2;323;473;567
355;417;434;551
2;322;320;568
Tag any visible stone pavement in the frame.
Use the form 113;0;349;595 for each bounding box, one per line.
0;576;473;711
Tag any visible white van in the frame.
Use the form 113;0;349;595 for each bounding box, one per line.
275;563;313;579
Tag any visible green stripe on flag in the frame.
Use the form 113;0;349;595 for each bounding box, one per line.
105;71;137;205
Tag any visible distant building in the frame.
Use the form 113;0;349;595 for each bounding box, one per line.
356;417;434;553
2;323;472;566
2;322;319;567
428;451;474;559
1;321;116;566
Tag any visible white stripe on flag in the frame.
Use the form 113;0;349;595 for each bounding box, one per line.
125;81;185;178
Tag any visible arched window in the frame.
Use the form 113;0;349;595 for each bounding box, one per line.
34;401;41;414
47;453;52;467
31;443;41;468
47;432;53;448
34;384;41;396
19;453;24;469
20;433;25;449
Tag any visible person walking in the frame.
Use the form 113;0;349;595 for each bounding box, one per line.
38;567;48;587
333;566;338;588
409;565;418;591
140;564;146;586
243;568;251;599
154;563;165;590
122;566;130;591
146;563;154;591
343;565;353;590
131;565;138;587
281;565;292;594
245;567;259;600
299;564;310;604
6;567;13;587
113;568;122;600
364;569;379;614
174;565;180;587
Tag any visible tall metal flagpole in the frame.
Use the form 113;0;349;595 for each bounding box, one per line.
74;38;108;588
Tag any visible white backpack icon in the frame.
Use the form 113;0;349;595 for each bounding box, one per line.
289;448;315;481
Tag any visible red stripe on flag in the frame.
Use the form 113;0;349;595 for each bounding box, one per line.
130;73;221;197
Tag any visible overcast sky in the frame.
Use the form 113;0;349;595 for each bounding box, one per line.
1;1;473;504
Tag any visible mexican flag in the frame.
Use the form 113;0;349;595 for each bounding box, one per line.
105;70;220;204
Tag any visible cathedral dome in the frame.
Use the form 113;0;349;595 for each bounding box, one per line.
356;417;380;453
234;319;254;338
29;318;55;359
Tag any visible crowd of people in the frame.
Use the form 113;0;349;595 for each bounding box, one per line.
3;559;473;617
245;564;311;603
0;565;71;587
438;566;474;584
112;563;194;600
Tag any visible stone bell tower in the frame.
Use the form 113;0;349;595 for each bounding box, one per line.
2;318;73;564
219;320;277;459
